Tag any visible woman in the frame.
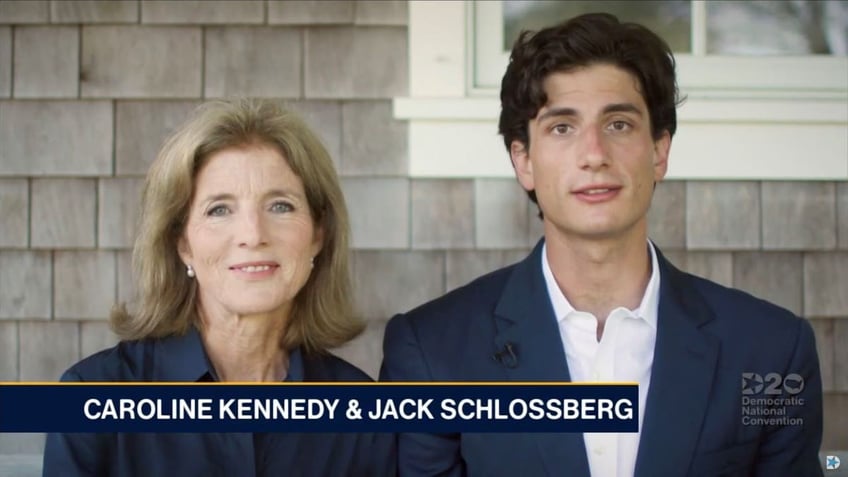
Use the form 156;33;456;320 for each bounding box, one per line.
43;99;395;476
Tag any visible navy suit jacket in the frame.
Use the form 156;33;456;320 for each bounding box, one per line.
43;328;396;477
381;240;823;477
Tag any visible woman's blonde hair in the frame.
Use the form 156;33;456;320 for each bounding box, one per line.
111;99;362;353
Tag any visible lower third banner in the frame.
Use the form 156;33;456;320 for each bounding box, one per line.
0;383;638;433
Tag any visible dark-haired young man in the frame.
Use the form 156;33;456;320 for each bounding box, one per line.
381;12;823;477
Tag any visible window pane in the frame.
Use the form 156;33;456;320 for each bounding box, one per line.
707;0;848;55
502;0;691;52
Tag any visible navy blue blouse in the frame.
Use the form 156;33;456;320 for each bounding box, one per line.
42;328;396;477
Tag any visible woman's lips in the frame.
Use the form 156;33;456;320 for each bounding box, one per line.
229;262;280;278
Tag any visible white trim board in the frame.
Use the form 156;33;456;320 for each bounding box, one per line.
398;97;848;180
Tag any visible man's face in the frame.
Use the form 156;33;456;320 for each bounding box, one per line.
511;63;671;241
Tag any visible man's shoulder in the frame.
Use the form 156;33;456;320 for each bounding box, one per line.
398;261;519;328
678;267;804;334
382;260;525;378
382;258;529;365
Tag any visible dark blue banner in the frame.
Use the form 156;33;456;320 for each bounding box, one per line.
0;383;638;433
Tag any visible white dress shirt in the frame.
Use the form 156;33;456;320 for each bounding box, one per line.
541;241;660;477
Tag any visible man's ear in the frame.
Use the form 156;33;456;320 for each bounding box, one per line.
653;131;671;182
510;140;535;192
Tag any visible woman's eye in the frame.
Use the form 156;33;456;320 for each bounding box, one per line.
207;205;229;217
270;201;293;213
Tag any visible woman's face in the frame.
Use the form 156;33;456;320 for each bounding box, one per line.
178;143;322;320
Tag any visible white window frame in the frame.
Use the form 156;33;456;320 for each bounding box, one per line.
396;0;848;180
472;1;848;97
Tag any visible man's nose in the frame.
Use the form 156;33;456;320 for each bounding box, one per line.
577;127;609;170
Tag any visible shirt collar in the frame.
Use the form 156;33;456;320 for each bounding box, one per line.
285;347;305;382
154;325;306;382
154;326;214;382
541;240;661;329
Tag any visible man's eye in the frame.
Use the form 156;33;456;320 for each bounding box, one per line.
609;121;630;131
207;205;229;217
270;201;293;213
552;124;571;134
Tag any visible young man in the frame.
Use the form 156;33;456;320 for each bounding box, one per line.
380;13;824;477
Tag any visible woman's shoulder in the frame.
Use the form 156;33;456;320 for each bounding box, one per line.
60;340;151;382
302;352;374;382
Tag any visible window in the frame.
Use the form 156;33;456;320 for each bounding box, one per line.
503;1;691;53
473;1;848;95
501;1;846;55
398;1;848;179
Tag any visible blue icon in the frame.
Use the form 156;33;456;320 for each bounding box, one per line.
827;455;841;470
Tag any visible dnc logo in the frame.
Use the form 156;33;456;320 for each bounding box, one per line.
741;372;804;395
827;455;841;470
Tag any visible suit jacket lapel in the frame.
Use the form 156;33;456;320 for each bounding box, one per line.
493;239;591;476
634;250;720;477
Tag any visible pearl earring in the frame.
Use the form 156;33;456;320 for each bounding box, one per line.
310;257;315;268
186;265;195;278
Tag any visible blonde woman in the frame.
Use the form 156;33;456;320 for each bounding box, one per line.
43;99;395;476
